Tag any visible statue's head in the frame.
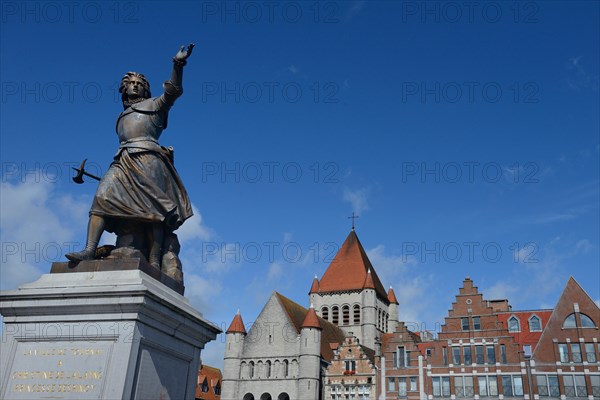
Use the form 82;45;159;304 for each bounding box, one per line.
119;72;151;103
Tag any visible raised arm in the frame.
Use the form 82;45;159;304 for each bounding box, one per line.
163;43;195;106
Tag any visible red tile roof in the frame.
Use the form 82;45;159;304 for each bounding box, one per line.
302;305;322;329
196;364;222;400
387;287;399;304
226;311;246;334
318;230;388;301
309;275;320;294
496;310;552;351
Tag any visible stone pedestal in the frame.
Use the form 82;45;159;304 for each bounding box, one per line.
0;270;221;400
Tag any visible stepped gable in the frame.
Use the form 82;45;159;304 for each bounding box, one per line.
318;230;388;301
275;293;345;361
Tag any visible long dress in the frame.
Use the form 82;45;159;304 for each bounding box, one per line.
90;93;193;234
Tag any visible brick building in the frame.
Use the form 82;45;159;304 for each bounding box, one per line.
382;277;600;400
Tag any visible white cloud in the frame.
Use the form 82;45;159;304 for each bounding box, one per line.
177;204;214;243
343;187;369;214
0;179;87;290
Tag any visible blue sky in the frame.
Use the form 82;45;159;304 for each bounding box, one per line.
1;1;598;369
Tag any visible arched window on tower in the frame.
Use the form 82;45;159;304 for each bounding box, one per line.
283;359;289;377
266;360;271;378
332;306;339;325
343;305;350;325
249;361;255;378
322;307;329;321
353;304;361;325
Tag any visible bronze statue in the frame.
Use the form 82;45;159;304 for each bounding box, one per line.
66;44;195;282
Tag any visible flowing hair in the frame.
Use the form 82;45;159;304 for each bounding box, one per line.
119;72;151;102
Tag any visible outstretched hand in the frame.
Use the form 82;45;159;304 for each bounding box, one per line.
174;44;195;62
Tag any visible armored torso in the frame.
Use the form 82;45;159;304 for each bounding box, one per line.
116;97;170;143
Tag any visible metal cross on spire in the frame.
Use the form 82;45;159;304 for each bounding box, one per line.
348;212;359;230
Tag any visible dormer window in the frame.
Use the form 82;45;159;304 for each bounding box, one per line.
508;316;520;332
528;315;542;332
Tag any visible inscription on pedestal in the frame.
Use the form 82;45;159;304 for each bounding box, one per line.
7;341;112;399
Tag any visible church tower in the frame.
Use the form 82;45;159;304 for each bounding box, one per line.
309;229;397;351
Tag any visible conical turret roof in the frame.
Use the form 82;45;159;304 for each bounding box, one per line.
226;310;246;334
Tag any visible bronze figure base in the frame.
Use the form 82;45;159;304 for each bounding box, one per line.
50;257;184;295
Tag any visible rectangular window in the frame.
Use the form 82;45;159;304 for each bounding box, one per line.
500;344;507;364
387;378;395;392
453;347;461;365
575;375;587;396
591;375;600;397
433;377;450;397
473;316;481;330
478;376;487;396
523;344;532;357
398;379;407;396
479;376;498;396
406;351;411;366
464;346;472;365
461;317;469;331
514;376;523;396
486;345;495;364
410;377;417;392
558;343;569;363
502;376;513;396
489;376;498;396
442;347;448;365
571;343;582;363
455;377;464;397
398;346;405;368
564;375;575;397
426;347;432;357
464;376;474;397
548;375;559;397
345;360;356;371
476;346;484;364
537;375;548;396
585;343;596;363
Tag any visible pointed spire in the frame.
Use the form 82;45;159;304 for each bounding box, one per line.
364;268;375;289
318;230;388;299
387;286;399;304
226;310;247;334
302;303;322;330
309;274;320;294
